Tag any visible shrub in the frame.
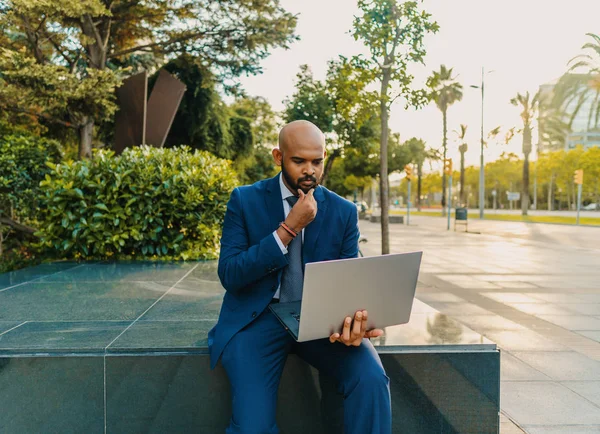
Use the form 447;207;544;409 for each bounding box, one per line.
0;134;62;272
0;134;62;221
35;145;238;261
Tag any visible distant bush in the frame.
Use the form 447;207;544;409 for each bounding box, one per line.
0;134;62;273
0;134;62;221
35;145;238;261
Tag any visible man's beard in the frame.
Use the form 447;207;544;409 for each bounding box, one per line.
281;160;319;195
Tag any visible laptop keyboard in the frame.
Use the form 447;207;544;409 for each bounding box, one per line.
290;312;300;322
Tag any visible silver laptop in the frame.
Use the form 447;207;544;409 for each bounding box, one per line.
269;251;422;342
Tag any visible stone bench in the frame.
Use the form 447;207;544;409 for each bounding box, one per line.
0;261;499;433
369;215;404;224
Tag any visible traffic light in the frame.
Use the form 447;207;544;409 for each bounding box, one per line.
443;158;453;175
574;169;584;185
404;164;413;181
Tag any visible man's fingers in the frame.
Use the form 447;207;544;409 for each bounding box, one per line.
329;333;340;343
297;189;305;200
360;310;368;335
352;311;362;337
342;316;351;343
365;328;384;339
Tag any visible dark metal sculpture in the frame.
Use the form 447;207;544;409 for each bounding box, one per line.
114;69;186;153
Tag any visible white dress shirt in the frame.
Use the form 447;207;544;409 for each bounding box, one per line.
272;173;304;298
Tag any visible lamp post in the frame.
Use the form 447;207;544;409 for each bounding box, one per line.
470;67;492;219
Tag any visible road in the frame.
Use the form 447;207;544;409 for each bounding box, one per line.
359;218;600;433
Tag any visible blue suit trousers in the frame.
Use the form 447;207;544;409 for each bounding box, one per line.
220;308;392;434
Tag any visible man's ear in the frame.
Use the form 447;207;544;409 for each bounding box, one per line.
272;148;283;166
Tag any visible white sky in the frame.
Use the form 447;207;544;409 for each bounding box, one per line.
238;0;600;168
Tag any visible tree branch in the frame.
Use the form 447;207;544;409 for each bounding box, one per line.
2;105;78;129
108;30;209;59
84;14;104;49
42;29;75;66
0;217;37;236
19;14;45;64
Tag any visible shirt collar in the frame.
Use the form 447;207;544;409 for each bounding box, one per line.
279;172;296;201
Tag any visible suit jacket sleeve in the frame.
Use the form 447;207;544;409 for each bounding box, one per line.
339;205;360;259
217;188;289;294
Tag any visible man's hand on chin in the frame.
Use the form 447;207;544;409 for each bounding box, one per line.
328;310;384;346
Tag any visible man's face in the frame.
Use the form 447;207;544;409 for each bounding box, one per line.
274;122;327;195
280;151;324;194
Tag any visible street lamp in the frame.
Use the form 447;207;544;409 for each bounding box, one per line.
470;67;493;219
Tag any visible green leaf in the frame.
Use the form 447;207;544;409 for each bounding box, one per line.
94;203;109;212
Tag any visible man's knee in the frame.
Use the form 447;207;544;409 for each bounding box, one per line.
226;416;278;434
227;388;279;434
344;361;389;397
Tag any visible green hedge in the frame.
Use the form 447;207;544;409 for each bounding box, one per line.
35;145;238;261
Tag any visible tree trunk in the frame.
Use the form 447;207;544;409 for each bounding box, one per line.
459;150;466;206
522;152;530;216
79;117;94;160
417;162;423;212
548;175;554;211
321;149;340;188
379;71;391;255
78;16;108;159
441;108;447;215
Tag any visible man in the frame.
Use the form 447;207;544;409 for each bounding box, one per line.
208;120;391;434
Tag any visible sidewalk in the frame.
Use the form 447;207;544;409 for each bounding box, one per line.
359;219;600;434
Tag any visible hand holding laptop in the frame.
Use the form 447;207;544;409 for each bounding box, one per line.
328;309;384;346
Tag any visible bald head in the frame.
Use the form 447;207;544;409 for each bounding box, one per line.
278;120;325;154
273;120;327;195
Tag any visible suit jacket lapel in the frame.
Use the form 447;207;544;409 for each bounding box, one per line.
265;175;285;235
303;186;327;264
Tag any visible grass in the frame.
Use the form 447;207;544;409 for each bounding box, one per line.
386;209;600;227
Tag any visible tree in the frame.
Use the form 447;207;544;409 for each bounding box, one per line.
283;65;336;184
283;59;379;187
160;55;252;160
324;57;379;186
231;95;280;185
553;33;600;131
455;124;468;205
0;0;298;158
511;91;539;215
485;153;522;209
427;65;463;212
538;94;571;151
231;96;279;149
404;137;435;211
352;0;439;254
283;65;335;134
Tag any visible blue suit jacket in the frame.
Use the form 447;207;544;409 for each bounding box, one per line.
208;174;360;368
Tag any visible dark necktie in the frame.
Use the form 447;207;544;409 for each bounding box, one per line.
280;196;303;303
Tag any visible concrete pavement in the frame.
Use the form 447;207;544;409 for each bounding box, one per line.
359;218;600;434
398;208;600;219
398;213;600;251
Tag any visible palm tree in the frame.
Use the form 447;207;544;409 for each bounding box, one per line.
405;138;438;211
427;65;463;214
455;124;468;206
553;33;600;131
511;91;539;216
